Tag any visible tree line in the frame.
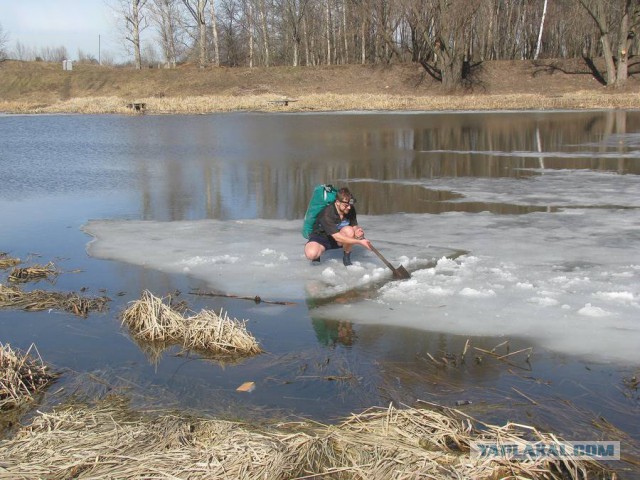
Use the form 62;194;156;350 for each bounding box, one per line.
2;0;639;89
118;0;640;87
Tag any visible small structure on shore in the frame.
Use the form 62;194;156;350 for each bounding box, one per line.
126;102;146;112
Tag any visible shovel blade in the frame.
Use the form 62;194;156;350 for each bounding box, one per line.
393;265;411;279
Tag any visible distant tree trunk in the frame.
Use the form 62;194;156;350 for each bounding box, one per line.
133;0;143;68
410;0;477;90
249;3;255;67
303;16;310;65
534;0;549;59
209;0;220;66
259;0;270;66
614;0;635;85
121;0;148;69
326;0;332;64
578;0;640;87
0;22;8;61
151;0;180;68
285;0;309;67
342;1;349;63
182;0;208;68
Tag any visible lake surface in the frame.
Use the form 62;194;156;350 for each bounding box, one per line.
1;111;639;472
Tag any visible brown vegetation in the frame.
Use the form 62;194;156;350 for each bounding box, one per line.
0;284;110;317
0;254;20;270
0;343;56;411
0;396;608;479
1;59;640;114
8;262;58;283
121;290;262;358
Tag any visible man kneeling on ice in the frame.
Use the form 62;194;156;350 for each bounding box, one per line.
304;187;372;266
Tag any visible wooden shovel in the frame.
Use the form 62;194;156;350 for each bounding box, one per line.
370;244;411;279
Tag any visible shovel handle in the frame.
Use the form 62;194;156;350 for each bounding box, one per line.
369;244;399;274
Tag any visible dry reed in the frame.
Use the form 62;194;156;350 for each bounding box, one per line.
8;262;58;283
0;343;57;411
121;290;262;357
0;284;110;317
0;397;609;479
2;90;640;115
0;253;21;270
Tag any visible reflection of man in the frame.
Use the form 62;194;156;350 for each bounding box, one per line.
304;187;372;266
312;318;356;347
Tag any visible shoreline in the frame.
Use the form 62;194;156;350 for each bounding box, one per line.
2;90;640;115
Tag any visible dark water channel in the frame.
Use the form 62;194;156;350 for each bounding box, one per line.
1;111;639;474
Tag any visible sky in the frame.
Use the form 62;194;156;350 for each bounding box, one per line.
0;0;127;62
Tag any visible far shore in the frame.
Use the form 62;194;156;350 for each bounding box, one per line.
2;90;640;115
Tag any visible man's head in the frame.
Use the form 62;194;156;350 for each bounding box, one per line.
336;187;355;211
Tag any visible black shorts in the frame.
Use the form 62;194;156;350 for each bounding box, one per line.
308;233;340;251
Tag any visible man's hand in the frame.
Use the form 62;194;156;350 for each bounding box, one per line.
359;238;372;250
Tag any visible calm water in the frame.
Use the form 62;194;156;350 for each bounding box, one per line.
1;111;639;470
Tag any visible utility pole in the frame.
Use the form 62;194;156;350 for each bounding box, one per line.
99;34;101;64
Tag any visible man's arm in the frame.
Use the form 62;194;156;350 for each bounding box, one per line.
331;230;371;249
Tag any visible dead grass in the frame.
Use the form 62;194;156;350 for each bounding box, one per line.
0;343;57;411
121;290;262;358
8;262;58;283
0;284;110;317
0;254;21;270
2;59;640;114
1;90;640;114
0;396;608;479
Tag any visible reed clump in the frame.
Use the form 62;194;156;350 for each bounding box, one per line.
0;397;608;479
0;343;57;411
8;262;59;283
0;284;110;317
121;290;262;357
0;253;21;270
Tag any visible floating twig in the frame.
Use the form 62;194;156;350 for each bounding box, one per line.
511;386;538;405
190;289;296;305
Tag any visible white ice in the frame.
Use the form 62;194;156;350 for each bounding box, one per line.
83;169;640;365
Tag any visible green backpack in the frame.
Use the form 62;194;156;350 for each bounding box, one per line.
302;184;337;239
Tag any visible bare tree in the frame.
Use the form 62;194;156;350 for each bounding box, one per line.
535;0;549;59
0;22;8;61
282;0;310;65
12;41;33;61
258;0;271;66
115;0;149;68
150;0;184;67
78;49;99;64
120;0;148;70
578;0;640;87
183;0;208;68
209;0;221;65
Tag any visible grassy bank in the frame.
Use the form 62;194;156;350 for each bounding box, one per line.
2;59;640;114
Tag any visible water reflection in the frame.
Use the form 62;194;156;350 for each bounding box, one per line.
122;110;640;221
312;318;356;347
2;110;637;223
